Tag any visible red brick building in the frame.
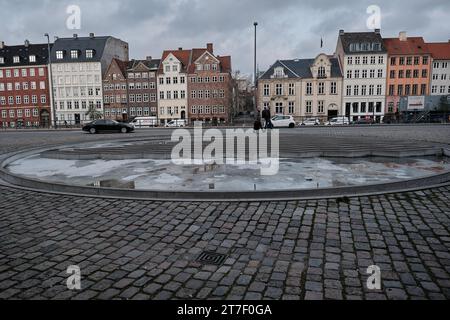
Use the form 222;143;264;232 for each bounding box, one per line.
103;58;128;120
126;58;160;118
188;43;233;124
103;57;160;121
0;41;52;128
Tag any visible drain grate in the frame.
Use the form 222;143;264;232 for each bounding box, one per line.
196;251;228;266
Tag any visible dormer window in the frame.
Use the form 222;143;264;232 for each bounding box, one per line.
70;50;79;59
29;55;36;63
196;64;203;71
86;49;94;59
13;56;20;63
56;51;64;59
273;67;285;78
318;66;326;78
361;42;370;51
373;43;381;51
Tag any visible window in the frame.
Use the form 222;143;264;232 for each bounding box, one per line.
56;51;64;59
306;83;313;95
414;56;420;65
318;82;325;95
347;57;353;65
288;83;295;95
306;101;312;114
347;70;352;79
354;70;360;78
86;50;94;58
263;84;270;96
13;56;20;63
378;69;383;78
352;103;359;114
377;85;382;95
378;56;384;64
275;83;283;96
423;56;429;65
71;50;78;59
354;85;359;96
390;57;396;65
330;82;337;95
318;101;324;113
318;67;326;78
346;85;351;96
360;102;366;113
288;101;294;114
0;57;4;64
275;102;283;114
406;57;412;65
29;55;36;63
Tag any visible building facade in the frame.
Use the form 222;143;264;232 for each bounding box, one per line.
258;54;343;122
126;58;160;119
188;44;233;124
50;33;128;125
428;41;450;96
0;40;51;128
157;49;189;125
335;30;388;122
103;58;128;120
383;32;432;117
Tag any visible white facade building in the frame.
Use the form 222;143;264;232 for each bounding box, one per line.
50;34;128;125
157;51;189;125
335;30;388;122
429;42;450;96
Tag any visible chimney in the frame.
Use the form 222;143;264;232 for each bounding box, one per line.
339;29;345;35
399;31;407;41
178;47;183;51
73;34;78;39
374;29;380;34
24;40;30;47
0;41;5;49
207;43;213;53
89;33;95;39
146;56;152;61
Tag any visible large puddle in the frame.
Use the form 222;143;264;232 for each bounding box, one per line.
6;155;450;191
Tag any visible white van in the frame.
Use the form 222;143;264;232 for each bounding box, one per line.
131;117;158;128
325;117;350;126
166;119;187;127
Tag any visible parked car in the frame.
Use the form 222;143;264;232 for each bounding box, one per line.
351;118;374;125
325;117;350;126
166;119;187;127
300;118;320;126
131;117;158;128
82;120;135;134
271;115;296;128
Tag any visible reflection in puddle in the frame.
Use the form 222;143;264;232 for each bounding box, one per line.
6;155;450;192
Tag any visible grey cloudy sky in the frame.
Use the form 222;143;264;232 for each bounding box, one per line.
1;0;449;76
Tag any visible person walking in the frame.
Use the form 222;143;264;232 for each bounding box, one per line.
262;106;272;129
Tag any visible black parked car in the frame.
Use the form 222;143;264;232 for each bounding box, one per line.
82;120;134;134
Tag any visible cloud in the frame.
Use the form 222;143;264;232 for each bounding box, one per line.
1;0;449;75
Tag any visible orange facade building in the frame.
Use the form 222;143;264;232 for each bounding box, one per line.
384;32;432;116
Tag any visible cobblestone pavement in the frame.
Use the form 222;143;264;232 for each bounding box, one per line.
0;126;449;300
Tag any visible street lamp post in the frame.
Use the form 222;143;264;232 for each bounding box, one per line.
44;33;57;129
253;22;258;118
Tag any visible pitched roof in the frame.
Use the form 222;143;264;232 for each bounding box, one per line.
383;37;430;55
339;31;387;54
159;49;191;72
427;42;450;60
0;43;51;67
127;59;160;71
259;57;342;80
50;36;111;63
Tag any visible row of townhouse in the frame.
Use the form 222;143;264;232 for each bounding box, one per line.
258;29;450;123
0;34;233;128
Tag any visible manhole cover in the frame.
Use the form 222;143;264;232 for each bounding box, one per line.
196;251;228;266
